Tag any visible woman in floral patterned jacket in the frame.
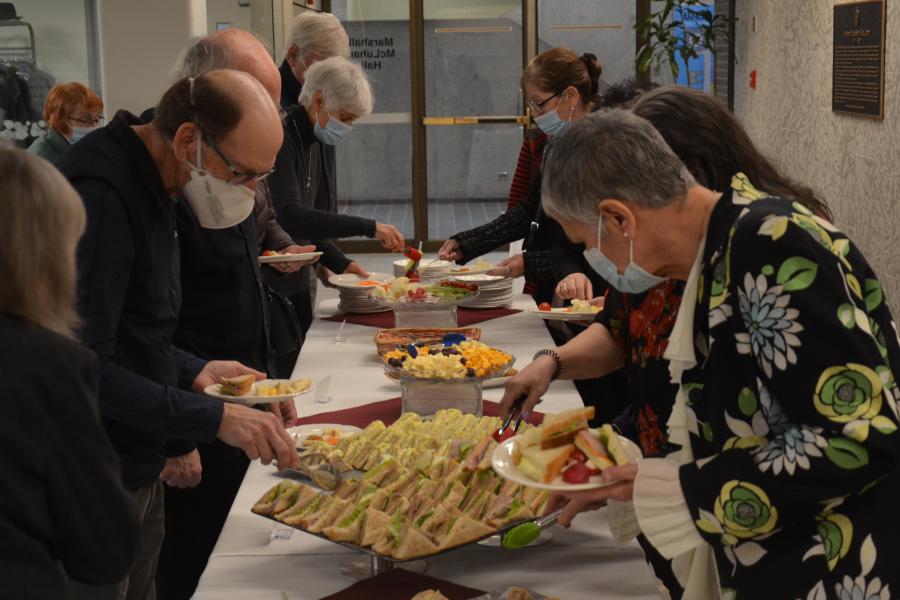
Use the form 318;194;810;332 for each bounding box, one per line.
522;109;900;599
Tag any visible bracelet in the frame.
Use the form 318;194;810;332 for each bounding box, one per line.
533;349;562;381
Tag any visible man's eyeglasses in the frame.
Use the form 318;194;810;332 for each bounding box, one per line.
204;133;275;185
70;115;105;127
526;92;560;115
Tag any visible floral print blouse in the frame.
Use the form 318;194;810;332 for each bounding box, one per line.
599;280;685;458
677;174;900;599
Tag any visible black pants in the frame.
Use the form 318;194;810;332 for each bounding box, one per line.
154;441;249;600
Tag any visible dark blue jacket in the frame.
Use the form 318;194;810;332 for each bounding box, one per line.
57;111;224;489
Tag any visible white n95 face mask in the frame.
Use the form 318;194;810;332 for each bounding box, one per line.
181;130;255;229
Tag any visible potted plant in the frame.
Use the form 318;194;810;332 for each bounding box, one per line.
636;0;733;84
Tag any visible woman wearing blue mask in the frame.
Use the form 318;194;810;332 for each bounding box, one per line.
266;56;405;373
27;82;103;163
438;48;604;304
503;109;900;599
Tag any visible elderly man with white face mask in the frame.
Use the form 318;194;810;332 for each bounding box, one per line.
58;69;300;600
501;109;900;599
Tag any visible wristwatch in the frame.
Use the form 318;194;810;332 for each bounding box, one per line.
532;348;562;381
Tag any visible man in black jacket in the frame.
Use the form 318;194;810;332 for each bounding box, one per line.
57;69;299;599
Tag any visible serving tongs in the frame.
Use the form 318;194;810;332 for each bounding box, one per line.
500;508;563;549
287;451;342;491
492;394;527;442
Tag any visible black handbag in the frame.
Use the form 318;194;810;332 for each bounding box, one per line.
264;283;304;359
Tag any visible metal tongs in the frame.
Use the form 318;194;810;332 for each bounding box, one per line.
501;509;563;549
493;394;527;442
288;446;342;491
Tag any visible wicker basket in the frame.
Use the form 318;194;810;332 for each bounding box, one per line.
373;327;482;356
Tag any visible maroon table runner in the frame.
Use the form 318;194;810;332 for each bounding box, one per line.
321;307;521;329
288;397;544;429
318;569;485;600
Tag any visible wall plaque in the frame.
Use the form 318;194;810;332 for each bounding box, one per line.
833;0;886;118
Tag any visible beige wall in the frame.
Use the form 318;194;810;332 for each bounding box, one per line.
207;0;251;34
97;0;191;115
733;0;900;307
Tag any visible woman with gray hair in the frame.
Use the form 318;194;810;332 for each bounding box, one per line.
502;109;900;598
280;10;351;109
267;57;403;370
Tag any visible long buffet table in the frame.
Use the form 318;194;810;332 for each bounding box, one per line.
193;295;662;599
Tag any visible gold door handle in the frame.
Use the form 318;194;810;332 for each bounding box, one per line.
423;115;530;126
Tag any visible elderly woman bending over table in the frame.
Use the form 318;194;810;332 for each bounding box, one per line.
503;110;900;599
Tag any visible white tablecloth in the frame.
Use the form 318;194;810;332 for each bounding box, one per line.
194;296;661;599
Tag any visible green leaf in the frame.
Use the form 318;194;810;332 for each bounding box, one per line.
738;387;758;416
702;421;714;442
825;437;870;470
837;303;856;329
761;264;774;276
864;279;883;312
777;256;818;292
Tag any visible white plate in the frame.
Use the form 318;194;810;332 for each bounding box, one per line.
258;251;323;264
449;267;494;276
204;378;314;404
329;272;393;289
528;307;602;321
491;432;642;491
288;423;362;442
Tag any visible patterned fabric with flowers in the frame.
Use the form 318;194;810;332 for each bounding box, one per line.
673;174;900;598
599;279;684;458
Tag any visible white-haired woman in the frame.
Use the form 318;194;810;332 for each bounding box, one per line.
266;57;403;371
0;145;139;596
268;56;403;258
280;10;351;109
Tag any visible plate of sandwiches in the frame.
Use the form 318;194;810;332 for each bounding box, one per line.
252;409;552;561
258;250;323;264
204;375;313;404
491;407;641;491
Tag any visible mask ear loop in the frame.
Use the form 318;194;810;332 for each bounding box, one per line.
188;76;204;172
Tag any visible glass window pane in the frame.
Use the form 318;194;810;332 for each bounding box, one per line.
329;1;414;239
423;0;524;240
537;1;637;87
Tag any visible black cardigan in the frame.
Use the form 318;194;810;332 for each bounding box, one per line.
268;104;376;274
0;315;139;596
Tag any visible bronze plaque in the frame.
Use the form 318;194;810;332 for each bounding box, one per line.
833;0;886;118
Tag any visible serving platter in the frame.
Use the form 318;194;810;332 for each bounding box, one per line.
528;307;601;322
258;251;323;264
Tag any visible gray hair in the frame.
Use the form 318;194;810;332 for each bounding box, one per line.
541;109;695;224
170;36;234;80
282;11;350;63
299;57;373;117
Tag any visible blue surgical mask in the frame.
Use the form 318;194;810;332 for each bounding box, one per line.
314;109;352;145
583;215;666;294
533;94;574;137
70;126;96;144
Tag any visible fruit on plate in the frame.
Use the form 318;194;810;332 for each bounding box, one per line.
261;250;282;257
255;379;311;397
218;374;255;396
384;340;512;379
538;302;551;311
371;277;477;304
252;409;549;560
566;299;601;314
511;407;629;484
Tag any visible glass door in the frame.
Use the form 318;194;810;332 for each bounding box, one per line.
327;1;414;241
421;0;527;242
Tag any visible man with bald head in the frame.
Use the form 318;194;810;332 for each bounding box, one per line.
57;70;298;600
155;32;315;600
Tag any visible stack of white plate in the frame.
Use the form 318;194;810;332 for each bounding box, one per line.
454;274;513;308
392;258;452;279
328;272;393;314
